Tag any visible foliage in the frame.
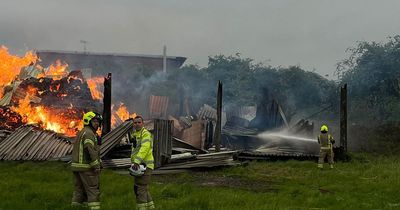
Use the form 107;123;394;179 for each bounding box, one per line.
163;54;337;120
337;35;400;124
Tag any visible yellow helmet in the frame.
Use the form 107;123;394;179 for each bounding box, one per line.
83;111;103;125
320;125;328;132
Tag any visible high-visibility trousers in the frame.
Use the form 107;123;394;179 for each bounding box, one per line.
318;148;334;167
134;169;154;210
72;171;100;210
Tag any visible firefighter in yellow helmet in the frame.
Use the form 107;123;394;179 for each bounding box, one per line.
130;115;155;210
71;111;102;210
317;125;335;169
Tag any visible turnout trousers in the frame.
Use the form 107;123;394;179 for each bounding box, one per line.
318;148;334;168
72;171;100;210
134;169;155;210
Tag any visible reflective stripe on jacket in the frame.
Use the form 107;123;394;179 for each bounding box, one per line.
318;133;334;149
131;127;154;169
71;126;101;171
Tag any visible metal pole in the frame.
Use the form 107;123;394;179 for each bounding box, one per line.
163;45;167;73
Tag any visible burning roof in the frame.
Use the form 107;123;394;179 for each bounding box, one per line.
0;46;137;136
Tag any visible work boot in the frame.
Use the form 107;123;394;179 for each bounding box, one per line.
330;164;334;169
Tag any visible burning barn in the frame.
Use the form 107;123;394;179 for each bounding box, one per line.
0;45;344;171
0;46;240;171
36;50;187;115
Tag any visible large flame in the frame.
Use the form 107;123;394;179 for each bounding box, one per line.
87;76;104;100
11;90;83;136
0;47;81;136
111;103;136;126
116;103;137;121
1;46;138;136
0;46;38;98
38;59;68;80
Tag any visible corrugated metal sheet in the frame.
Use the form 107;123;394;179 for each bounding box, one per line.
148;95;169;119
153;119;173;168
197;104;217;120
237;150;318;160
0;81;22;106
0;130;11;144
0;125;72;161
228;106;257;121
197;104;227;126
102;151;239;170
100;120;133;158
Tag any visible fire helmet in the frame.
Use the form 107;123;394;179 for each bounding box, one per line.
83;111;103;126
320;125;328;132
128;164;146;176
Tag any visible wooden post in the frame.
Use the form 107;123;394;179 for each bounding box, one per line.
205;120;214;149
102;73;112;136
214;81;222;152
153;119;173;168
340;84;347;151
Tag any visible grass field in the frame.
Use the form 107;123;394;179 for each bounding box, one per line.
1;153;400;210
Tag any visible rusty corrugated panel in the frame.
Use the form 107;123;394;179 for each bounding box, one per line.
148;95;169;119
180;120;205;149
0;125;72;161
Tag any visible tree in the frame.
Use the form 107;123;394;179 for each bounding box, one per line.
337;35;400;124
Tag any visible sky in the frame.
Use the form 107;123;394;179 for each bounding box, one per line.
1;0;400;79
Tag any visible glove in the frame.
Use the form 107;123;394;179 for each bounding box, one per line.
97;136;102;145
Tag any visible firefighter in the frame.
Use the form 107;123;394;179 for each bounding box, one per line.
317;125;335;169
71;111;102;210
130;115;155;210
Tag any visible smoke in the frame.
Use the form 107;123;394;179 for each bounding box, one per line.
3;0;400;80
256;129;320;155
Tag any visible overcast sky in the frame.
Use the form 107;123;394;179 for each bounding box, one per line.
1;0;400;79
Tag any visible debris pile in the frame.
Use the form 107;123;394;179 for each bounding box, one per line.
0;125;72;161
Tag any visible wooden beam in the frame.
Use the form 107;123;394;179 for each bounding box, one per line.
340;84;348;151
214;81;222;152
102;73;112;136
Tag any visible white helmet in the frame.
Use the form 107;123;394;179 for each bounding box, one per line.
128;164;146;176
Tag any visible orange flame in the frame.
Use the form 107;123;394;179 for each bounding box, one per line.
38;60;68;80
0;46;38;98
1;46;137;136
11;92;83;136
111;103;136;127
87;76;103;100
116;103;137;121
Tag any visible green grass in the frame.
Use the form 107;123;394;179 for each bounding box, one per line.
1;153;400;210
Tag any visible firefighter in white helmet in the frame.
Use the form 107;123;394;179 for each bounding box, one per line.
317;125;335;169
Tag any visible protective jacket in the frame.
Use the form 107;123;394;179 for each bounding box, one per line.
130;127;154;169
71;126;101;171
318;133;334;149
